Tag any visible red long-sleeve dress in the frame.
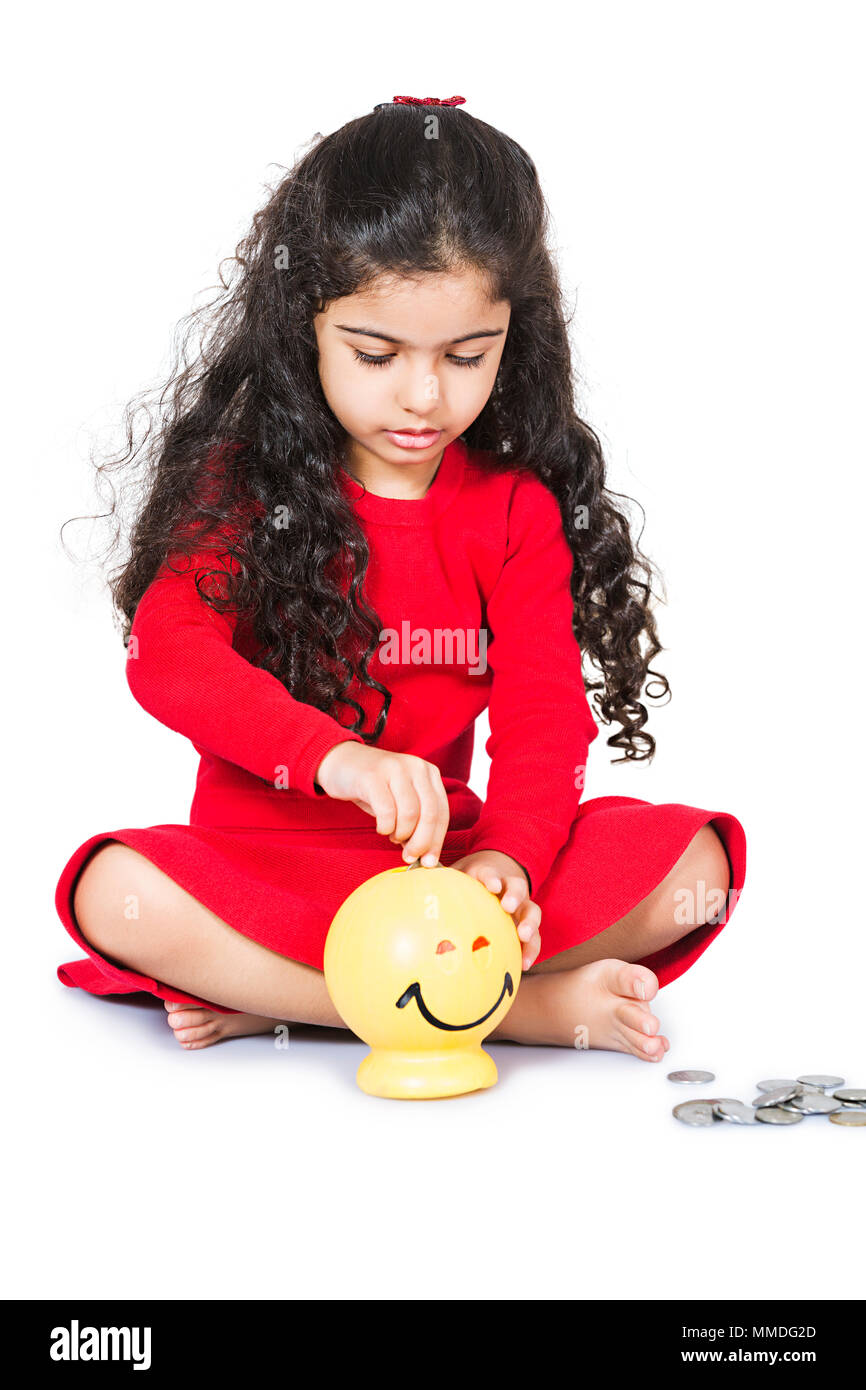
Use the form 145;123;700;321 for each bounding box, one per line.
54;436;747;1014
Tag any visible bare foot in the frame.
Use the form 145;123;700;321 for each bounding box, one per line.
498;958;671;1060
163;1000;288;1049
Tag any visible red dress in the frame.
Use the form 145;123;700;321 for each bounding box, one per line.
54;437;747;1013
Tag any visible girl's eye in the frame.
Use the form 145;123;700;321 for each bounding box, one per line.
352;348;487;370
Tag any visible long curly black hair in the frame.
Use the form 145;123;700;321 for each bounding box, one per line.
61;100;670;762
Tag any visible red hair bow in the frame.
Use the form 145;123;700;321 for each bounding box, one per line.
390;95;466;107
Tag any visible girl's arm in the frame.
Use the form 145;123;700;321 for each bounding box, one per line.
462;473;599;894
125;546;365;798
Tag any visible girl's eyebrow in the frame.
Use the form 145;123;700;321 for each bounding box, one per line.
334;323;506;348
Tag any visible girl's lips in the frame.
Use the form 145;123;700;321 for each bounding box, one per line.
384;428;442;450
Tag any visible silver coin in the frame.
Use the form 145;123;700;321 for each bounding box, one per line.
834;1088;866;1104
795;1083;825;1095
789;1092;842;1114
753;1086;799;1108
710;1100;742;1119
797;1073;845;1089
673;1101;715;1126
829;1109;866;1127
667;1069;715;1084
757;1079;799;1092
715;1100;760;1125
755;1107;804;1125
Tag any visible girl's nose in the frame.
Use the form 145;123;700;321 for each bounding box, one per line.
398;368;442;413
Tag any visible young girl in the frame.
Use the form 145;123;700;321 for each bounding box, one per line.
55;94;746;1060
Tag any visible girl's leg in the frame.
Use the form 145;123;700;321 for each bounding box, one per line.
526;822;732;973
71;826;729;1059
484;823;732;1056
72;841;346;1026
71;841;570;1049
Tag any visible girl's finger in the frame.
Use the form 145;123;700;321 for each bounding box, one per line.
513;899;541;927
520;920;541;962
460;864;502;894
512;900;542;943
368;782;400;839
388;776;422;858
499;874;527;914
519;930;539;969
398;763;450;865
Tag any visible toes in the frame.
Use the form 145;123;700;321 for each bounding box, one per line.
620;1021;666;1060
173;1021;218;1044
622;963;659;1003
617;1000;660;1037
604;960;660;1003
166;1008;213;1030
622;1009;670;1054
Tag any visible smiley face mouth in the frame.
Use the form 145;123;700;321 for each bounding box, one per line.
395;973;514;1031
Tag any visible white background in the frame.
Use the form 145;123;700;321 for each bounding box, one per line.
5;0;864;1302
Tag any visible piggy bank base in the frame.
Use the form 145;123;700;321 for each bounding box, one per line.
357;1044;498;1100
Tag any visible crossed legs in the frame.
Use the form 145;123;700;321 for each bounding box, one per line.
70;823;732;1058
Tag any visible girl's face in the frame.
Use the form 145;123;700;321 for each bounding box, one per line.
313;268;511;480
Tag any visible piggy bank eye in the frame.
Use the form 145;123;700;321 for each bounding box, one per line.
472;936;490;951
436;939;456;954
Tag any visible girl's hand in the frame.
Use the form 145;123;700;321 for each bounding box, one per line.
314;742;450;866
448;850;541;972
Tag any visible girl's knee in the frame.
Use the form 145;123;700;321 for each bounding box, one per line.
72;841;165;954
689;822;731;893
669;822;731;925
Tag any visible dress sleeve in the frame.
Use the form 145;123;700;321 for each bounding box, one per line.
125;545;365;798
462;473;599;893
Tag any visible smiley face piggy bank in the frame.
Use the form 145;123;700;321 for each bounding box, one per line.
323;862;522;1099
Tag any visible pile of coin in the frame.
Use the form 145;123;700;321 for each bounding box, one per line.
667;1072;866;1127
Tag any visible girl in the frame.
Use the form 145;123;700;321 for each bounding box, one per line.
55;94;746;1060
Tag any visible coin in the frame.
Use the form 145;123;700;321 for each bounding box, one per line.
673;1101;715;1126
670;1074;859;1126
789;1092;842;1114
710;1101;738;1117
829;1109;866;1127
755;1107;804;1125
714;1100;760;1125
753;1086;799;1108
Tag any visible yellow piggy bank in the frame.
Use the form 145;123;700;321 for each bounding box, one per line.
323;862;522;1099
